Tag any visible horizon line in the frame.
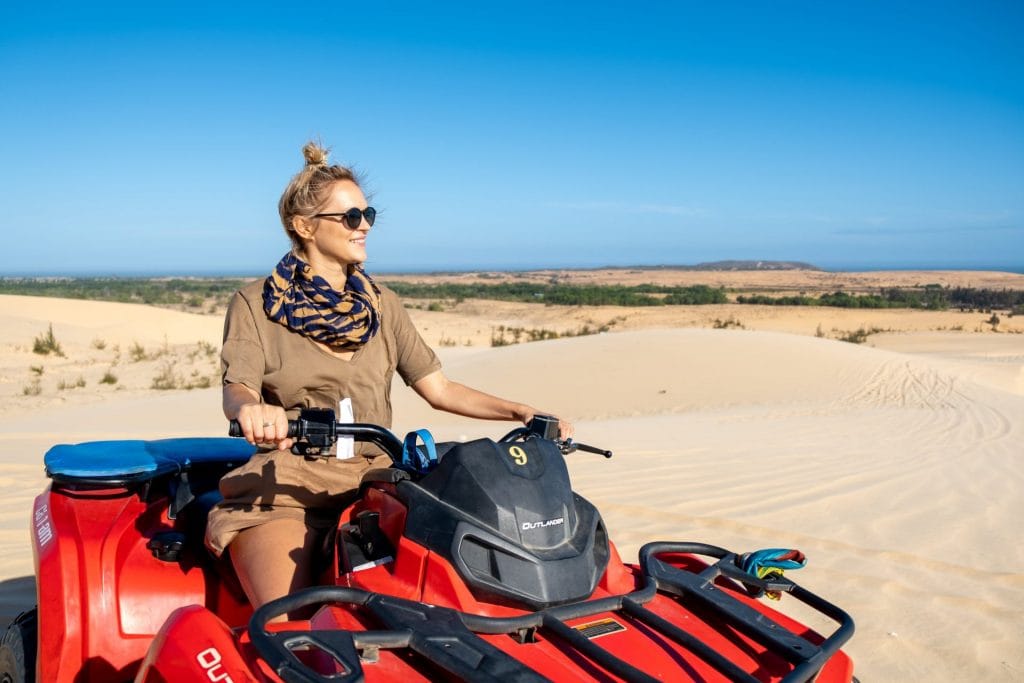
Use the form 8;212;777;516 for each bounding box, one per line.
3;261;1024;279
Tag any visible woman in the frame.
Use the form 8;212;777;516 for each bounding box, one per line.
205;142;571;611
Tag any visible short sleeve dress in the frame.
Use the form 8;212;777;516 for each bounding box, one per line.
204;279;440;555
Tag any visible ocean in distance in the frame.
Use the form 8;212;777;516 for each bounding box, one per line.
3;262;1024;278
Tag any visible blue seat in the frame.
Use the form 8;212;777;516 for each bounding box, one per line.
45;438;255;485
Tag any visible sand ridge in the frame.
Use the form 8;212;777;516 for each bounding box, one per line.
1;291;1023;681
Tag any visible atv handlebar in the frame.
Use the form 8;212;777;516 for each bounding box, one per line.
228;413;405;460
228;410;612;461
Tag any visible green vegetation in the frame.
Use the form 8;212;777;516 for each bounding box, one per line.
489;323;613;347
384;281;728;307
712;316;745;329
151;363;180;390
186;340;219;362
57;376;86;390
4;276;1020;313
128;341;166;362
152;362;215;390
0;277;249;308
836;326;889;344
737;286;1024;310
33;324;65;356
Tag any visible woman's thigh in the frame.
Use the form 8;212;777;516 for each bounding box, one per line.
229;517;323;611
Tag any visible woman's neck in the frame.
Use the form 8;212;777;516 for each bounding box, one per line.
299;250;352;290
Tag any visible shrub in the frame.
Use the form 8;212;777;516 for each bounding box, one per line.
100;371;118;385
712;317;745;330
490;325;565;346
29;365;44;376
151;363;180;390
197;340;217;358
23;380;42;396
91;338;107;350
57;376;86;390
129;341;148;362
32;324;64;357
187;376;213;390
838;328;868;344
836;326;888;344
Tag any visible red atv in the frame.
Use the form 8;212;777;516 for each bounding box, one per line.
2;412;855;682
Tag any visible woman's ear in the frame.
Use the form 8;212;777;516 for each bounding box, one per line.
292;215;317;241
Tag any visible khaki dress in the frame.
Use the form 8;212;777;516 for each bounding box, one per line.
204;280;440;555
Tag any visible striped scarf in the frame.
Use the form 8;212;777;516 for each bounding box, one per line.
262;252;381;349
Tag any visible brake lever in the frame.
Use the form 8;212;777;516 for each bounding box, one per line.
558;438;613;458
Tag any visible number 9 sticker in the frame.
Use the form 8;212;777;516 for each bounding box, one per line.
508;446;528;466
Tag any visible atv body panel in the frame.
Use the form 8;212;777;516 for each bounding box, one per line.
31;438;254;682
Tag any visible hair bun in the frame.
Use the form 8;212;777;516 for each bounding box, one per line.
302;141;329;168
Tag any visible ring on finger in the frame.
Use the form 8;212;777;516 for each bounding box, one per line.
262;421;274;427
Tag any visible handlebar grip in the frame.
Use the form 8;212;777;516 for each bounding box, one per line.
228;419;301;438
575;442;613;458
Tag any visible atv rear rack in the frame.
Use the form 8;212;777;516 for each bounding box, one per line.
250;542;854;683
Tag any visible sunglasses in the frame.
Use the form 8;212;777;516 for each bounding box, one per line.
312;206;377;230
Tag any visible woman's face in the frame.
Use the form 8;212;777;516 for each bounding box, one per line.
301;180;372;267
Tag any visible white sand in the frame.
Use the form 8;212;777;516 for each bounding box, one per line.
1;294;1022;681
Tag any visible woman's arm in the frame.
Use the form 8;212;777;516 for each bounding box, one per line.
412;370;574;439
223;383;293;450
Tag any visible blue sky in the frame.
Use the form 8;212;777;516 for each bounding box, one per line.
1;1;1022;274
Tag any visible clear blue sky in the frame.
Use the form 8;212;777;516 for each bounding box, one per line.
2;1;1022;274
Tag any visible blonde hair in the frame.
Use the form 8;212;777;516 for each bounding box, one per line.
278;141;361;248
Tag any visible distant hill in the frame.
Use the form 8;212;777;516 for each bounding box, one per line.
607;260;822;272
692;260;821;271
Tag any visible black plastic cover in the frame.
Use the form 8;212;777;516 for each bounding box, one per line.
399;438;609;609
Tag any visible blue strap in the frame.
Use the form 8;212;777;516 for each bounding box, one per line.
402;429;438;473
740;548;807;577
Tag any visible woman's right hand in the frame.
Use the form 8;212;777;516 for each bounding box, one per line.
224;383;293;451
235;402;294;451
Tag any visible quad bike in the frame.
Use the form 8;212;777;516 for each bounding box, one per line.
2;411;854;681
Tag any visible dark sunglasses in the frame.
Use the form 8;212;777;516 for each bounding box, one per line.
311;206;377;229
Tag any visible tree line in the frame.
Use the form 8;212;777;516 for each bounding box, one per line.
382;281;728;306
0;278;247;306
3;277;1021;312
736;286;1024;311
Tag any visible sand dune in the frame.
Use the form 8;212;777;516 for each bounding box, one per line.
1;295;1022;681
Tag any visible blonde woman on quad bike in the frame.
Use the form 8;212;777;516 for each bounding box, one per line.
204;141;571;616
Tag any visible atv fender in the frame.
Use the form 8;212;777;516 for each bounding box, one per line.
135;605;261;683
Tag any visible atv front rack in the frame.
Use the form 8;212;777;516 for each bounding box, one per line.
251;542;854;683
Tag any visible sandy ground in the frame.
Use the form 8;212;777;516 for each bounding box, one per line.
1;277;1023;681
